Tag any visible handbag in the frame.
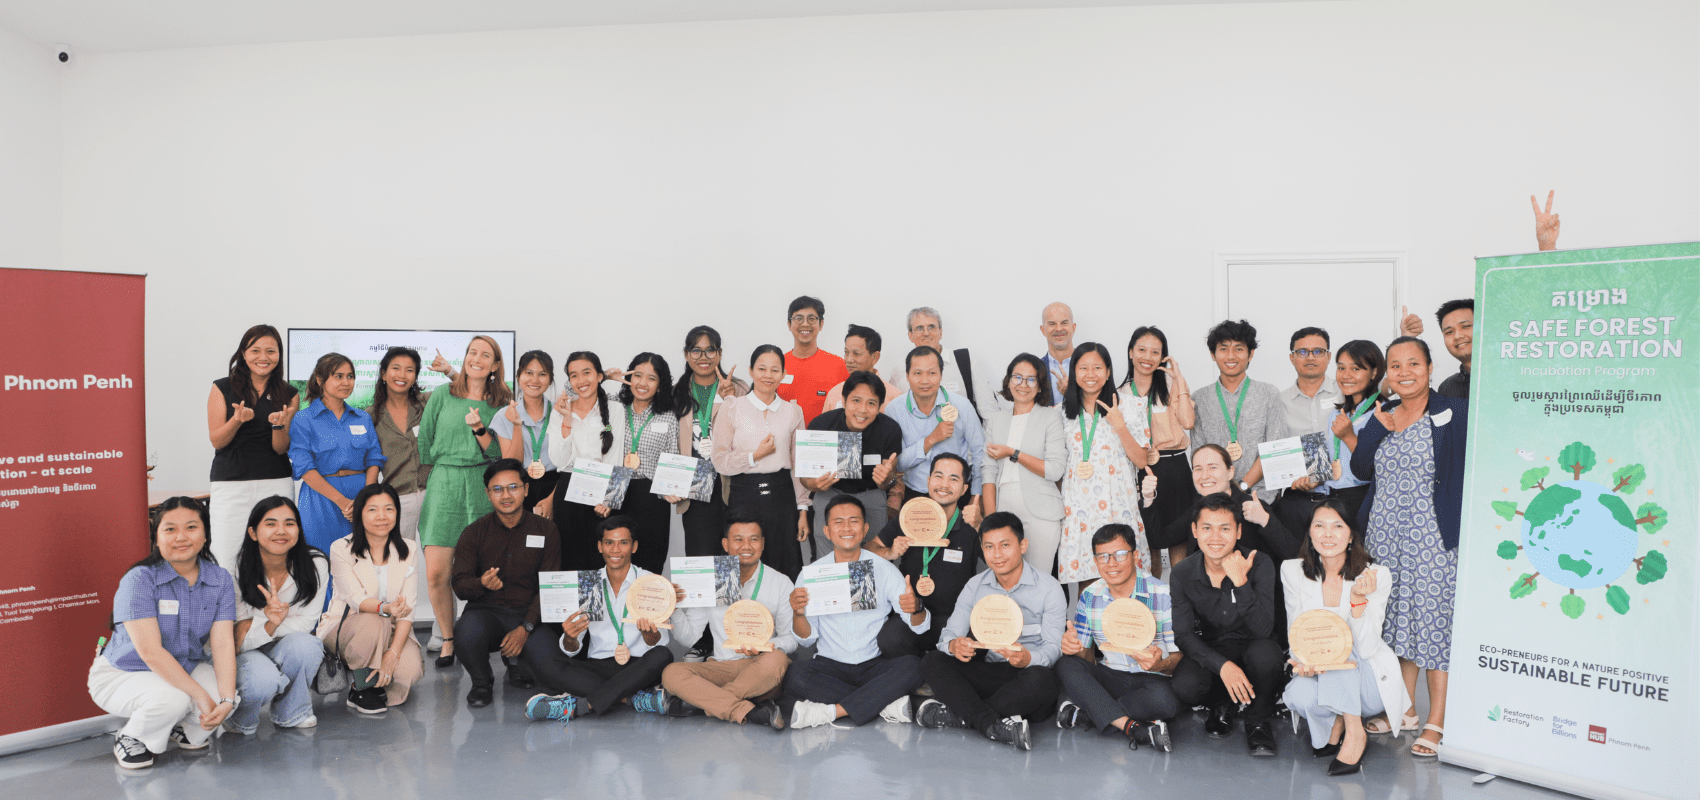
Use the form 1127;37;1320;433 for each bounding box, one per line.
311;605;352;695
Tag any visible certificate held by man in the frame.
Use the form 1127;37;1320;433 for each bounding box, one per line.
794;430;862;480
797;560;877;616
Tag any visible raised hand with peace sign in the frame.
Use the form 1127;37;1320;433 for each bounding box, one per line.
1532;189;1560;251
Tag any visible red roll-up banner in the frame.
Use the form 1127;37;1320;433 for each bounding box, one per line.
0;269;148;738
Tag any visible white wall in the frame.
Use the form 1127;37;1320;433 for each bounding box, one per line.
52;0;1699;491
0;22;61;271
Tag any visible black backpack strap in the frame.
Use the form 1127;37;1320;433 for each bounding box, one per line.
953;348;977;409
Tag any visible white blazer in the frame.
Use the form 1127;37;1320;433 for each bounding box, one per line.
319;534;418;638
1281;559;1409;720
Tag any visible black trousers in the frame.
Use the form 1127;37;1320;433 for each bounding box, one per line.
681;482;728;557
524;469;561;515
919;651;1060;731
623;477;671;576
1170;637;1284;723
1056;656;1180;731
728;470;801;579
454;603;532;689
877;611;943;659
522;631;674;715
552;472;606;571
783;655;922;726
1143;450;1197;550
1272;485;1371;544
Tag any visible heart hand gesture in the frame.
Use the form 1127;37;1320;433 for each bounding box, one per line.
230;401;254;424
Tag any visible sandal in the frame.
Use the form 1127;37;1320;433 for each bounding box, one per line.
1411;724;1443;757
435;638;456;669
1399;712;1420;733
1364;715;1392;735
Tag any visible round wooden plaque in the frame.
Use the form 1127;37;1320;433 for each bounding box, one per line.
1288;608;1354;666
899;497;951;547
1101;598;1157;653
722;600;775;649
625;574;677;623
939;404;959;423
969;594;1024;649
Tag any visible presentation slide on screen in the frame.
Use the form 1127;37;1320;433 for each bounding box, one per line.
287;329;516;409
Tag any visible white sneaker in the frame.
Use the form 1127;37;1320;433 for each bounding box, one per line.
879;696;913;724
279;715;318;729
790;700;838;729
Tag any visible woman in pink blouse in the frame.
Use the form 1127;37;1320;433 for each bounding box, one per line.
709;344;809;578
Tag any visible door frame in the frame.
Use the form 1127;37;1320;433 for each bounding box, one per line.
1213;249;1411;343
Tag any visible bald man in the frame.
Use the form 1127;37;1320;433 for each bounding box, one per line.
1039;303;1076;406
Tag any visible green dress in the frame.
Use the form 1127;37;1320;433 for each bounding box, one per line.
416;389;501;548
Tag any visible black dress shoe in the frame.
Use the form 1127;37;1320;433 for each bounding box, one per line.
507;671;535;690
467;685;494;708
1328;757;1363;776
1313;742;1341;758
743;700;785;731
1246;720;1277;757
1204;705;1234;738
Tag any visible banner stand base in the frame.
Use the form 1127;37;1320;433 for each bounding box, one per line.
1441;746;1665;800
0;714;120;759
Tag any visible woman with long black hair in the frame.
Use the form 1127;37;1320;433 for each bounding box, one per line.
1120;326;1197;576
288;352;385;553
206;325;299;568
228;496;326;734
1057;342;1151;590
673;326;749;558
1321;340;1386;523
323;483;424;713
547;351;618;571
604;352;685;575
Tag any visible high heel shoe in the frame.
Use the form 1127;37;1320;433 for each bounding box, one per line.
435;638;456;669
1312;742;1341;758
1328;757;1363;776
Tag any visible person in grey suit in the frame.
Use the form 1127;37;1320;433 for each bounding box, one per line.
981;354;1068;576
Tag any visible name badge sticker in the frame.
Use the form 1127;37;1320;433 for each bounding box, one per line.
158;600;180;615
349;425;367;435
526;535;545;548
943;549;964;563
863;454;882;466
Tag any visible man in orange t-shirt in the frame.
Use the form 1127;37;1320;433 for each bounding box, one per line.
778;295;848;424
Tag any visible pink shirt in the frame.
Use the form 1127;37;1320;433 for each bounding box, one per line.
709;393;809;507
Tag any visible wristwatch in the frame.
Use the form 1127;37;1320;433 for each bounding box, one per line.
472;426;489;437
378;602;391;618
524;622;536;633
1008;449;1021;464
218;694;241;710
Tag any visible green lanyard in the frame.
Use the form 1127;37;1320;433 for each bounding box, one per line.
747;564;766;601
626;407;655;456
603;578;627;646
692;382;716;442
921;508;961;578
524;407;550;462
1214;382;1248;442
1333;392;1379;460
1077;405;1101;464
1133;383;1155;432
906;387;951;418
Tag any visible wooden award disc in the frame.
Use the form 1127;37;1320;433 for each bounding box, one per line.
1074;462;1095;480
624;452;641;469
916;576;936;596
1331;459;1343;480
1226;441;1242;461
969;594;1024;650
614;643;631;665
899;497;951;547
722;600;775;652
939;404;959;423
622;574;677;629
528;461;545;479
1100;597;1157;654
1288;609;1355;671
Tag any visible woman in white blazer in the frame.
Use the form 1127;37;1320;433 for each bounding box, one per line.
981;354;1068;575
1281;497;1409;776
321;483;423;714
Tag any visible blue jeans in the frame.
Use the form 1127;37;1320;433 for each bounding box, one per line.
229;632;324;734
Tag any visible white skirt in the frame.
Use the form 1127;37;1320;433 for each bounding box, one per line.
208;477;295;568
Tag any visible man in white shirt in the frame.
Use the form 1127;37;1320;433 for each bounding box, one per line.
1039;302;1076;406
521;517;676;722
783;495;930;728
1273;326;1341;535
659;510;796;729
890;307;1003;419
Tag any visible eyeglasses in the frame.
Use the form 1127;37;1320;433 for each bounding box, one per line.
1291;348;1330;358
1092;549;1134;564
487;483;525;495
687;348;721;359
910;323;940;334
789;315;822;325
1009;375;1038;387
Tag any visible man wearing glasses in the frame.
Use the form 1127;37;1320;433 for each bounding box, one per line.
1055;523;1180;749
891;307;1002;420
778;296;848;425
451;459;562;708
1273;327;1341;534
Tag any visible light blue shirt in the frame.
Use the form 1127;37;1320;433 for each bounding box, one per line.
1323;402;1374;492
488;401;557;471
1042;352;1071;407
796;550;929;665
891;388;985;492
937;562;1067;667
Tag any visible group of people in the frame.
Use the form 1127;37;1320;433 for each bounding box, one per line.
93;287;1482;773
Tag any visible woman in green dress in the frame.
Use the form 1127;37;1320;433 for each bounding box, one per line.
416;335;510;668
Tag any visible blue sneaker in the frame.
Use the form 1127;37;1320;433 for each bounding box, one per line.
630;687;669;715
525;693;578;722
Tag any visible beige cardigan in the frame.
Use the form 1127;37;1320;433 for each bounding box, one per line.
318;534;418;639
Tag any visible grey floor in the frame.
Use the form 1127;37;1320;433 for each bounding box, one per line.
2;650;1572;800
